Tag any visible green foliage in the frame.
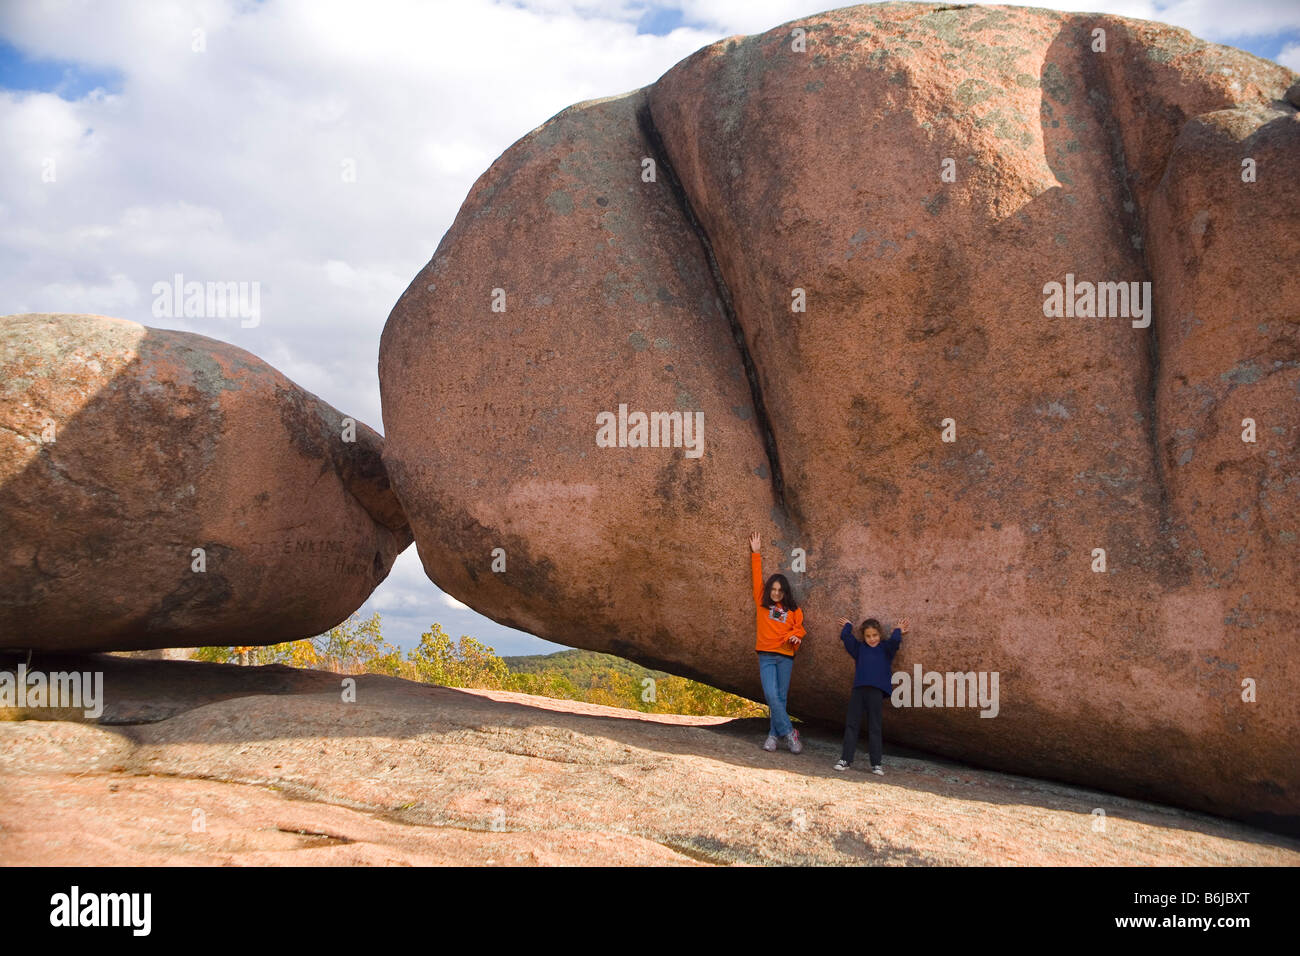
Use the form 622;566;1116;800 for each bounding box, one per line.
408;623;509;689
505;649;669;688
505;671;582;701
502;649;767;717
651;675;768;718
192;612;403;674
316;611;404;675
197;620;765;718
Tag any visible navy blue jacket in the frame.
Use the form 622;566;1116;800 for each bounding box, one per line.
840;622;902;693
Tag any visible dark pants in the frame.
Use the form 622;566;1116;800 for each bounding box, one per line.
841;685;884;765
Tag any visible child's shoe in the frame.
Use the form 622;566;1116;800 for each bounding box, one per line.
763;735;778;752
871;765;884;775
833;759;851;772
787;729;803;753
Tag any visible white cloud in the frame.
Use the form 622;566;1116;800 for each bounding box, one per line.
1142;1;1300;40
359;547;562;655
32;272;139;315
670;0;1300;46
0;1;717;432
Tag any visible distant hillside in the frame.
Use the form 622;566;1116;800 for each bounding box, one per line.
196;618;765;718
503;648;669;689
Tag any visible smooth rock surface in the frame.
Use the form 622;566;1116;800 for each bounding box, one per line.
0;313;411;651
2;655;1295;866
379;3;1299;830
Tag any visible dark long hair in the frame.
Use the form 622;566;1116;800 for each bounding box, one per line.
761;573;798;611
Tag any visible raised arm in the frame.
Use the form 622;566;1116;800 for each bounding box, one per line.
837;618;858;659
884;625;904;660
750;532;763;606
837;621;857;658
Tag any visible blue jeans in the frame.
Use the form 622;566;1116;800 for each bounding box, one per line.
758;651;794;738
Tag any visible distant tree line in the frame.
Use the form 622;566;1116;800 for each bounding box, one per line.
196;613;766;718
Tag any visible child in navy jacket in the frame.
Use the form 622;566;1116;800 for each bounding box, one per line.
834;615;910;774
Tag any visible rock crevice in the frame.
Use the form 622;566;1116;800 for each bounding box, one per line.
635;97;789;517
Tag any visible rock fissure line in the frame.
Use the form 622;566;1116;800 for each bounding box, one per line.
1082;37;1171;538
634;97;789;516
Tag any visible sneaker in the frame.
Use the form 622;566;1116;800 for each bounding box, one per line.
833;759;851;772
871;765;884;775
763;735;778;752
787;729;803;754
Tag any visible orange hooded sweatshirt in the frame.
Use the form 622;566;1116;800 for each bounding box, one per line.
752;552;806;655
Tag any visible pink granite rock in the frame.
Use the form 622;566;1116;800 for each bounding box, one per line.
381;3;1298;828
0;313;412;651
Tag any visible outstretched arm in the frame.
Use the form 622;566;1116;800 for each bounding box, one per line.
749;532;763;606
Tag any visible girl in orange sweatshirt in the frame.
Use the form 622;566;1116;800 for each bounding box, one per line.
749;532;806;753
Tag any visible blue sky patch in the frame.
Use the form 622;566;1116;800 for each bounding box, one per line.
636;4;686;36
0;37;124;99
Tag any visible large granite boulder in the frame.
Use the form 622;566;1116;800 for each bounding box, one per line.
379;4;1298;829
0;313;411;651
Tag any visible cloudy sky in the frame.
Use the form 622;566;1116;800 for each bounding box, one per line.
2;0;1297;656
